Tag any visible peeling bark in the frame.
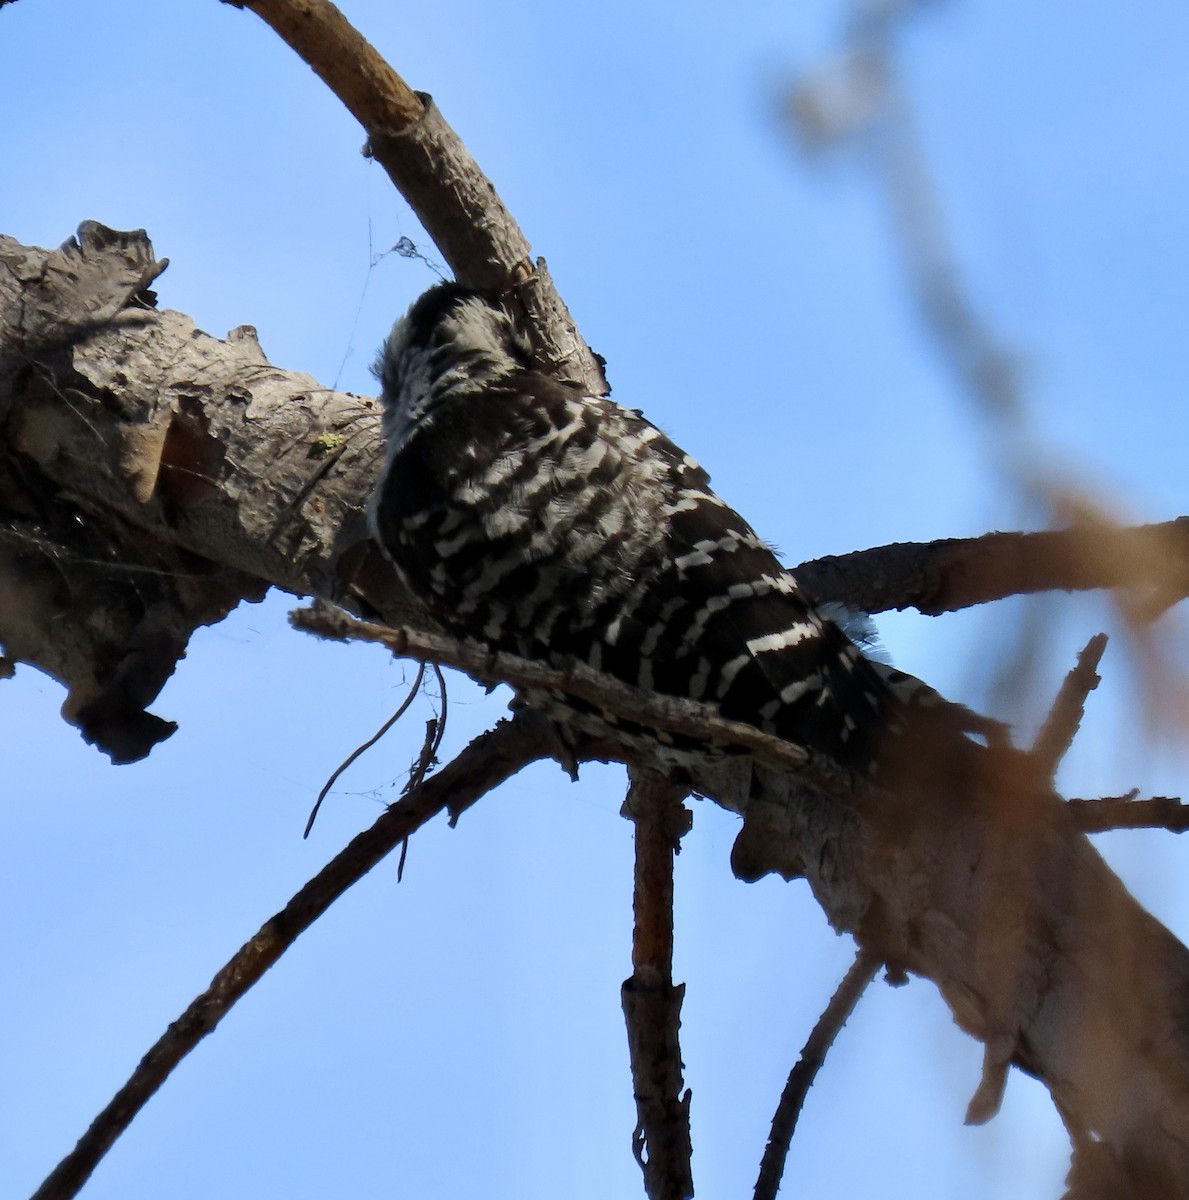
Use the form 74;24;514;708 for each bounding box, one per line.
0;222;419;758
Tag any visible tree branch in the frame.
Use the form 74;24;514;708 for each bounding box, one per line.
753;949;882;1200
1030;633;1108;780
5;223;1188;762
30;710;553;1200
291;601;851;787
225;0;425;130
796;523;1189;617
621;772;694;1200
2;0;1186;1194
11;223;1189;1194
223;0;603;392
1067;794;1189;834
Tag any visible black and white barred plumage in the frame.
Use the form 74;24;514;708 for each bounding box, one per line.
369;283;905;772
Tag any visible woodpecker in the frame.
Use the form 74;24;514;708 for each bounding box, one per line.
369;283;908;772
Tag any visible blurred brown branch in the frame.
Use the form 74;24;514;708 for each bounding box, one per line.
7;0;1189;1195
1030;634;1107;779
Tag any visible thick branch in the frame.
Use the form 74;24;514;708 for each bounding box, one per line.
4;225;1187;761
226;0;603;392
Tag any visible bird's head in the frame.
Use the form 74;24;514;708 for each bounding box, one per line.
375;283;533;450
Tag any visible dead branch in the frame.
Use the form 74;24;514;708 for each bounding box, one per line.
621;772;694;1200
796;524;1189;618
4;0;1189;1189
10;215;1189;1194
223;0;603;392
753;949;882;1200
730;747;1189;1196
1068;794;1189;835
30;710;553;1200
958;648;1115;1131
1030;634;1108;780
291;600;849;784
4;222;1187;765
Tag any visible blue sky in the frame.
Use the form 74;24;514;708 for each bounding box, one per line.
3;1;1189;1197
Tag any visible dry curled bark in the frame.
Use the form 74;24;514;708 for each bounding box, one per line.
0;223;387;758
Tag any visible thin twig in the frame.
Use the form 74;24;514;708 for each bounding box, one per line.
1030;634;1108;780
304;661;427;837
392;675;449;883
426;663;448;780
753;949;882;1200
621;771;694;1200
30;712;551;1200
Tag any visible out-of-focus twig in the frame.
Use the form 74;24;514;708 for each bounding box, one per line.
787;0;1027;447
788;2;1189;742
1030;634;1108;780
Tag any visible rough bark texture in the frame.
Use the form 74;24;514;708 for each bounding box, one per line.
797;524;1189;619
6;225;1189;1195
622;773;694;1200
0;223;417;759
